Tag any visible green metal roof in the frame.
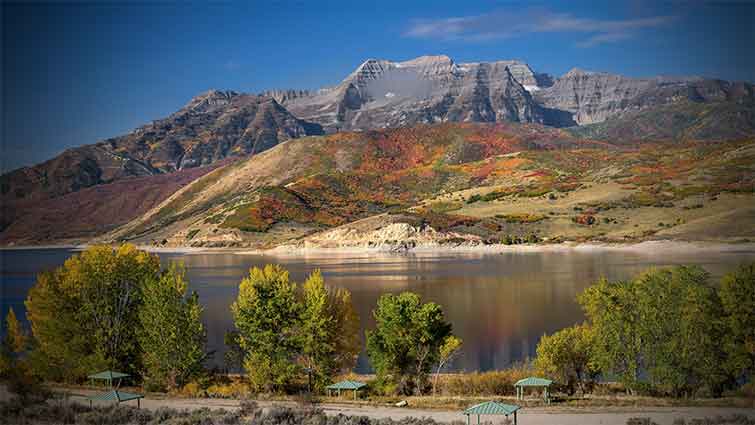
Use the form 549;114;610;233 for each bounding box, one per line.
326;380;366;390
88;370;130;380
86;390;143;402
515;377;553;387
463;401;520;415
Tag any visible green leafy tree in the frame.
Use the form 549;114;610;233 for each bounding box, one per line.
231;265;302;392
138;264;206;391
223;331;244;373
299;270;360;391
299;270;330;389
580;266;726;396
25;244;160;381
534;323;597;395
366;292;453;395
1;308;50;405
1;308;27;376
3;308;26;354
719;263;755;381
432;335;462;395
578;277;643;394
24;269;98;381
633;266;725;396
328;283;361;374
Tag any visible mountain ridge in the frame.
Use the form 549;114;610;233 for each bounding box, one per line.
271;55;754;131
2;55;755;246
1;93;323;203
5;54;753;196
98;123;754;250
2;121;753;247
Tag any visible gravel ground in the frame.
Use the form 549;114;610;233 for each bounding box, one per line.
59;389;755;425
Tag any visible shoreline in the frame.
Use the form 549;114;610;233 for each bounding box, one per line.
3;240;754;257
236;239;755;257
0;244;214;254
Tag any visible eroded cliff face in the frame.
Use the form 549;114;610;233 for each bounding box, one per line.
535;69;653;125
278;55;550;131
261;89;314;104
271;55;754;131
537;69;755;125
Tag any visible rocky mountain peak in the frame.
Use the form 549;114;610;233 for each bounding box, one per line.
345;59;394;87
0;88;326;207
563;67;591;77
400;55;454;67
193;89;239;102
280;54;554;131
241;54;753;132
181;89;240;113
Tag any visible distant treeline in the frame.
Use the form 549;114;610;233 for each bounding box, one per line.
1;244;753;399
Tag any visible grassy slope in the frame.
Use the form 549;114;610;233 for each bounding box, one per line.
424;141;755;243
107;122;755;249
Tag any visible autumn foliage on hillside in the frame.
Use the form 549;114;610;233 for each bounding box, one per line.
5;122;753;246
218;123;575;232
215;124;754;238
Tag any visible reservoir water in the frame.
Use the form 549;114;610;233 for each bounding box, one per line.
2;246;754;373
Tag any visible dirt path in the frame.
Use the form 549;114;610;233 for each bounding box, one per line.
60;389;755;425
319;403;754;425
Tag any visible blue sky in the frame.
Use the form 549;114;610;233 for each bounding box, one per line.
2;0;754;172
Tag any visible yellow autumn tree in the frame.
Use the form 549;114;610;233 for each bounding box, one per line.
25;244;160;381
